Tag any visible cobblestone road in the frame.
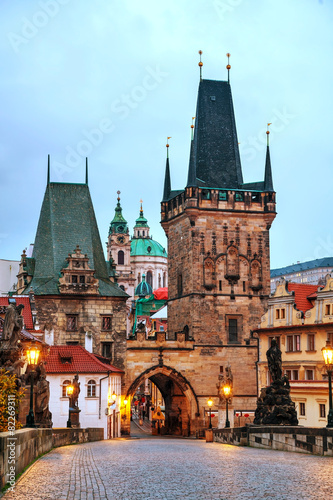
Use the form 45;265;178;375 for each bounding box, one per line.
3;436;333;500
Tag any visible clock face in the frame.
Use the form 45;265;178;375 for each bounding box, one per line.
118;225;124;232
117;236;125;244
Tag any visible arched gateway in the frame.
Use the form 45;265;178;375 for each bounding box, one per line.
123;364;199;436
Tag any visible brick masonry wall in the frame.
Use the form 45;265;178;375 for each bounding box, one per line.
35;295;127;371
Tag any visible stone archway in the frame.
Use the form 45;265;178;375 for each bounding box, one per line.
126;365;199;436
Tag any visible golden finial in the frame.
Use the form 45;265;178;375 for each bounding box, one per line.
266;123;272;146
117;190;121;202
191;117;195;140
198;50;203;81
166;137;171;158
226;53;231;83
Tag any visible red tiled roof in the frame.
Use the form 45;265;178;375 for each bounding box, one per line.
287;283;318;313
0;296;34;330
45;345;124;374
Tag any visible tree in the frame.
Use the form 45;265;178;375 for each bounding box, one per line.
0;369;25;432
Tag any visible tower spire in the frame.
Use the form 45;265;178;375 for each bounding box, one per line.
198;50;203;81
226;53;231;84
162;139;172;202
264;123;274;192
85;157;88;185
47;154;50;184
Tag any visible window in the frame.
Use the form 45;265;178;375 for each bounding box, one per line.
325;304;332;316
66;315;77;331
79;275;85;284
219;280;222;291
285;370;298;381
276;309;280;320
119;285;125;291
218;191;227;201
102;316;112;331
163;272;166;287
286;335;301;352
201;189;211;200
62;380;71;397
306;369;314;381
281;309;285;319
235;192;244;201
229;319;238;343
177;274;183;296
158;274;161;288
72;275;78;284
146;271;153;288
159;325;164;332
299;402;305;416
102;342;113;359
87;380;96;397
319;404;326;418
243;281;246;292
307;334;315;351
269;336;280;348
275;308;285;320
118;250;124;265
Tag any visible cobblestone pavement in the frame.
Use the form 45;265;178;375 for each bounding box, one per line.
3;436;333;500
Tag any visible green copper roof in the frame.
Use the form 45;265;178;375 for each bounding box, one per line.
135;275;153;297
109;194;128;235
131;238;167;257
24;182;128;297
134;204;148;228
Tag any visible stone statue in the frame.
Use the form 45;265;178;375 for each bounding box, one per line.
225;364;233;389
2;304;24;348
266;338;282;382
70;374;80;409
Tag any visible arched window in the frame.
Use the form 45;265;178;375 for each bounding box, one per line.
146;271;153;288
62;379;71;397
163;272;166;287
87;380;96;398
87;379;96;397
118;250;124;265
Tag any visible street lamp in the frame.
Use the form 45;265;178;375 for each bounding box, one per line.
25;345;40;428
322;341;333;428
66;384;74;428
207;397;213;429
223;384;231;428
108;392;117;406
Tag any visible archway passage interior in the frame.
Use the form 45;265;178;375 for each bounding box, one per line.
126;365;199;436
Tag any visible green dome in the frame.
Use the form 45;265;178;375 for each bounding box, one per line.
131;238;167;257
135;274;153;297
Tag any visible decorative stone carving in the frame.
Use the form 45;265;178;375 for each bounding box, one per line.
254;339;298;426
59;246;99;294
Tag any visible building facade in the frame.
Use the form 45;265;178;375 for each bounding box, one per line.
256;275;333;427
271;257;333;291
16;170;128;371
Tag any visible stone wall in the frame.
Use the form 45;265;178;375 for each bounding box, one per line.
35;295;127;370
212;426;333;456
0;427;104;490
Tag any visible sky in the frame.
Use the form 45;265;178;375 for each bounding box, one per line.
0;0;332;270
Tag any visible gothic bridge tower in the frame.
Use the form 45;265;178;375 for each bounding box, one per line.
160;58;276;425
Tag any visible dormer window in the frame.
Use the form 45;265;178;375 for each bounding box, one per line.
72;275;78;284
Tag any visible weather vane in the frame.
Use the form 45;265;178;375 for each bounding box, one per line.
226;53;231;84
198;50;203;81
266;123;272;145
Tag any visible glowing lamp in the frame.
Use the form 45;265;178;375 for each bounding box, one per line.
26;346;40;366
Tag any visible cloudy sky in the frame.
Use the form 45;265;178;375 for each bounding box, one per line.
0;0;332;269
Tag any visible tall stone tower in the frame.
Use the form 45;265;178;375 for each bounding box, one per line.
161;72;276;415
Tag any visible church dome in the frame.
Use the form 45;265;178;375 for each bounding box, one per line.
131;238;167;258
135;274;153;297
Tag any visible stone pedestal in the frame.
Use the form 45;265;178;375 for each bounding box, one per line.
254;378;298;426
69;408;81;428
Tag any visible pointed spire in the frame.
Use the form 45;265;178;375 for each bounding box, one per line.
264;124;274;192
198;50;203;81
186;139;197;188
47;154;50;184
85;157;88;185
162;139;171;201
226;53;231;84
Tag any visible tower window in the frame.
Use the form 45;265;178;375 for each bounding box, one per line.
228;319;238;343
177;274;183;296
201;189;211;200
219;191;228;201
102;316;112;331
219;280;222;291
72;275;78;284
79;275;85;284
118;250;124;265
102;342;113;359
66;315;77;331
147;271;153;288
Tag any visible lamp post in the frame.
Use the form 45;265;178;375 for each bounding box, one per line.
322;341;333;428
222;384;231;428
207;397;213;429
25;345;40;428
66;384;74;428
